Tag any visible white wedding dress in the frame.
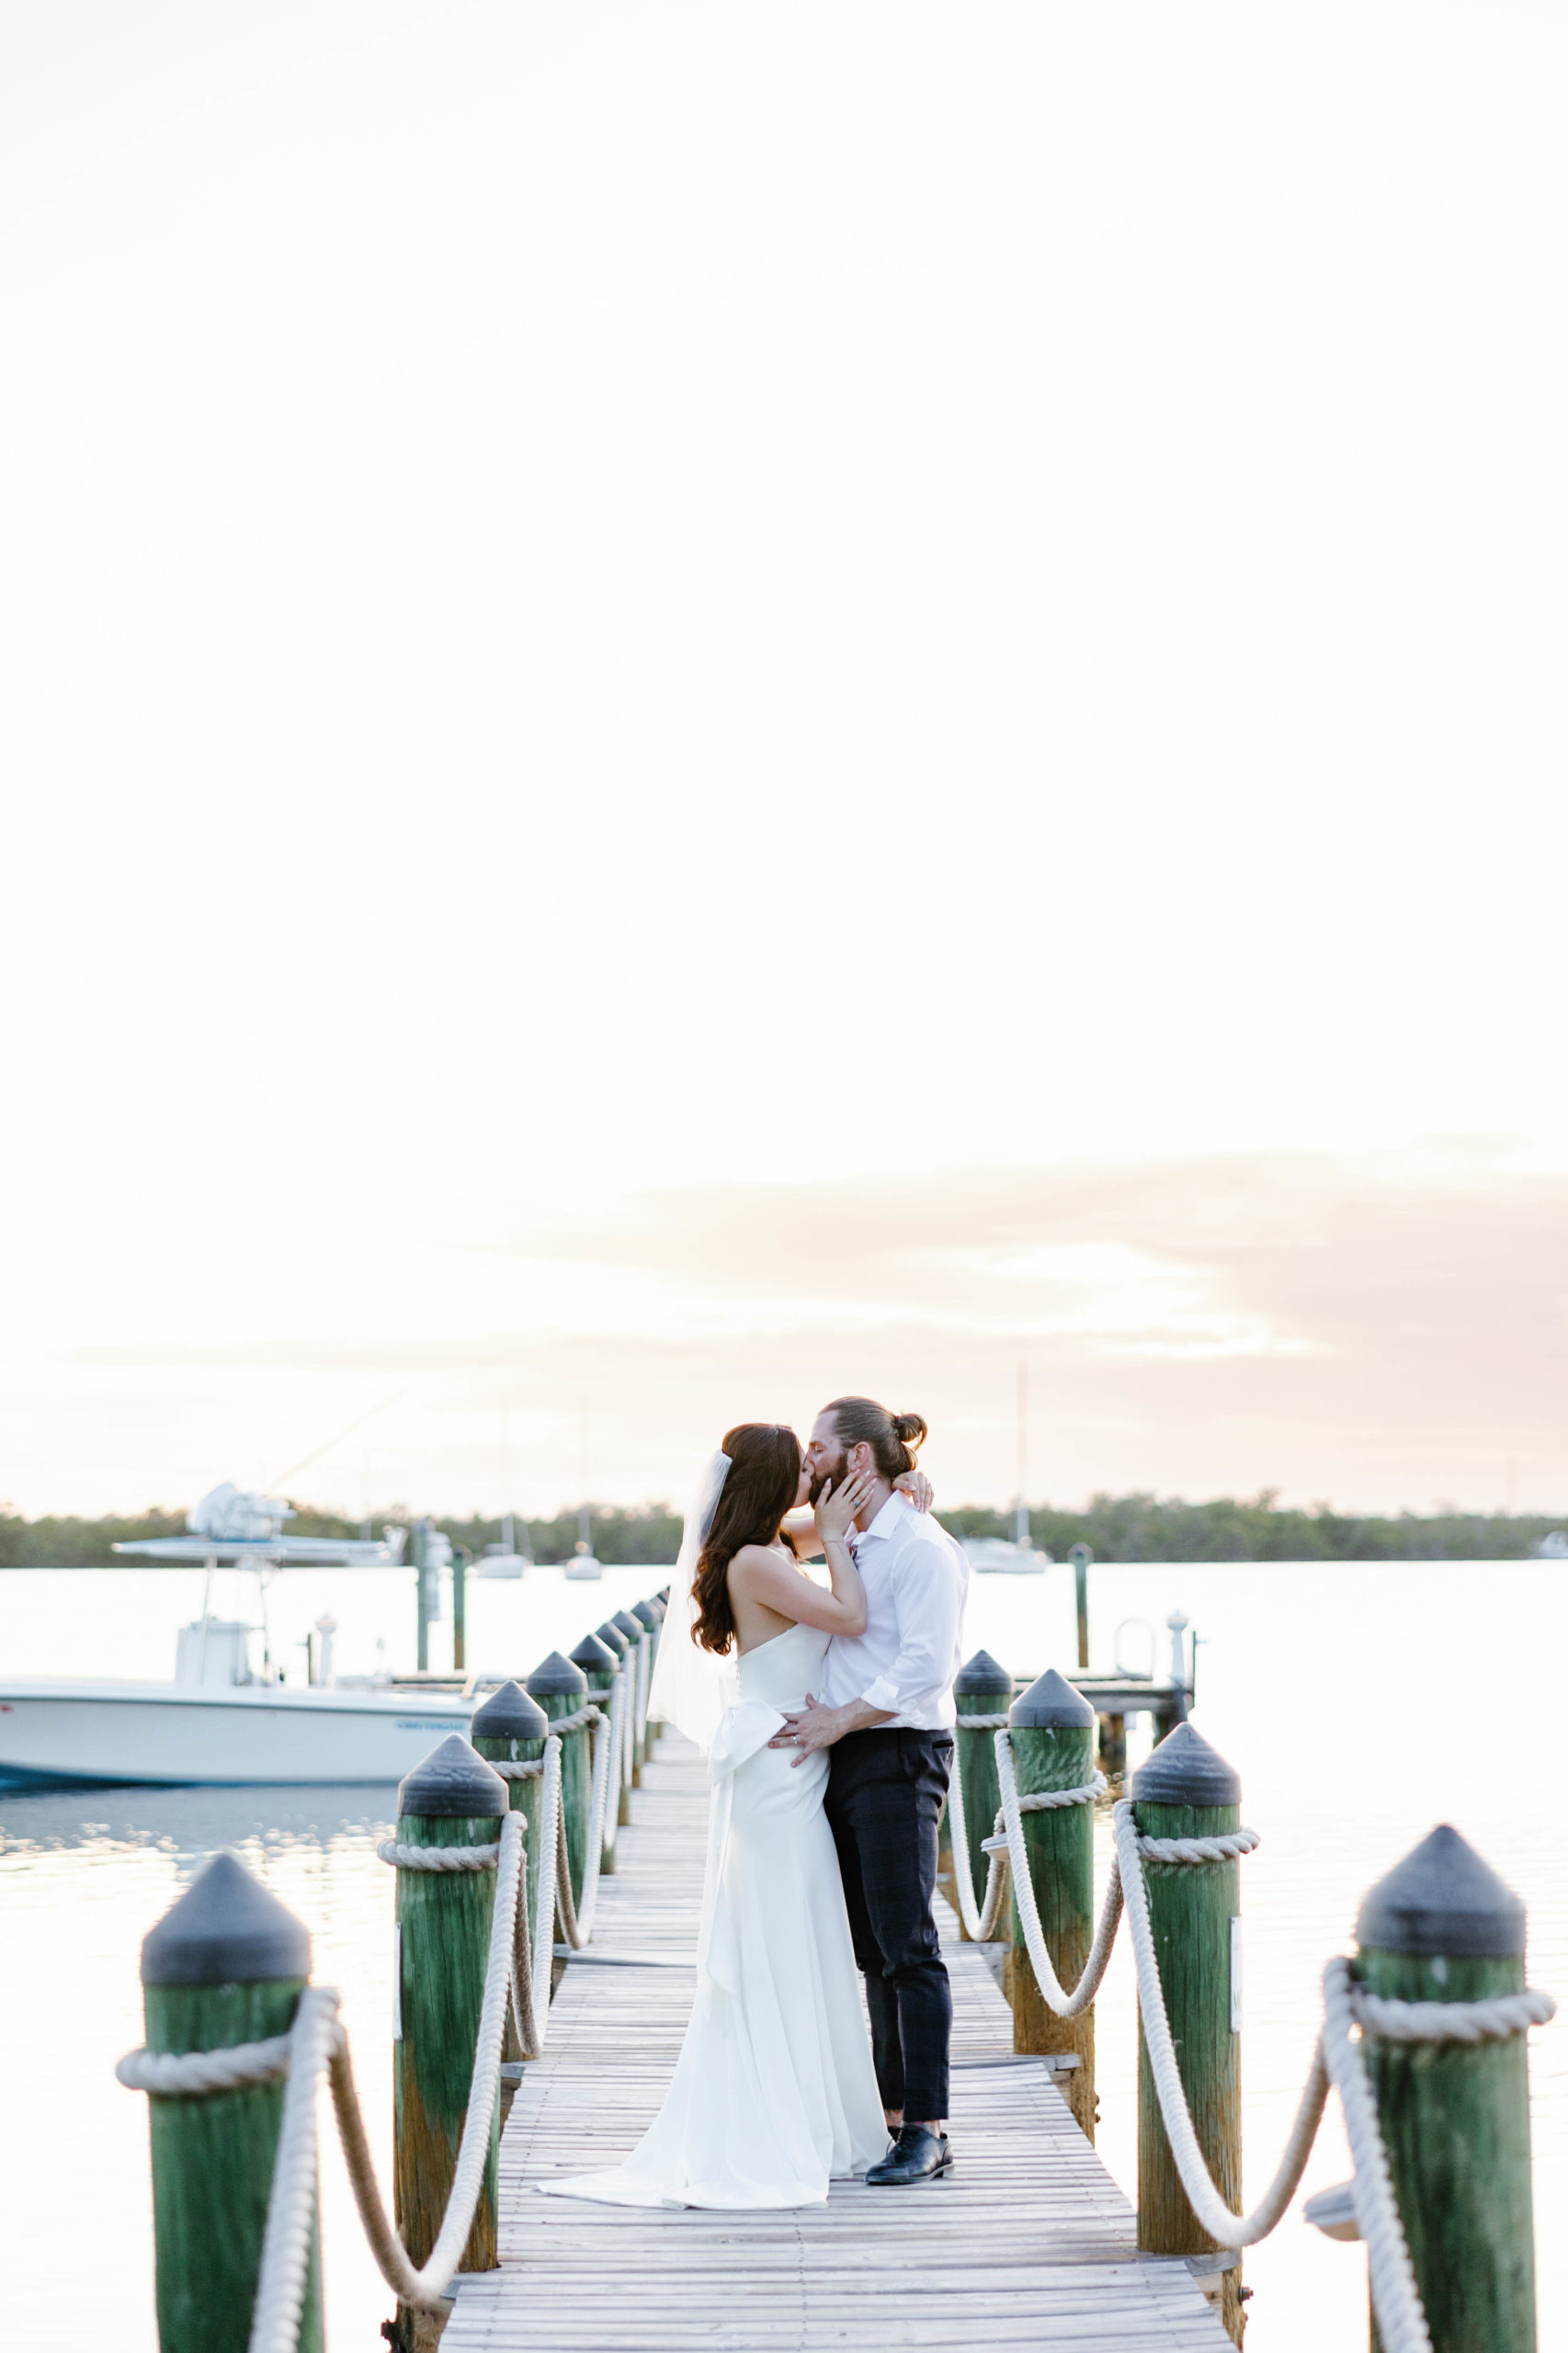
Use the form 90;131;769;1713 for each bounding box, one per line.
538;1620;889;2209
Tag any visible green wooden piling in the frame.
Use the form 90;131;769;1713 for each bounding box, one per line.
139;1854;322;2353
1069;1542;1092;1670
638;1596;666;1743
470;1679;550;2058
1132;1722;1245;2347
451;1547;467;1673
631;1598;662;1751
1098;1711;1128;1779
571;1632;619;1875
610;1610;646;1778
528;1651;591;1904
954;1649;1012;1942
414;1518;432;1672
1008;1668;1097;2140
1358;1825;1539;2353
392;1733;507;2315
596;1618;634;1824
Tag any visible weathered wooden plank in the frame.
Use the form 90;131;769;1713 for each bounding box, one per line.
441;1733;1231;2353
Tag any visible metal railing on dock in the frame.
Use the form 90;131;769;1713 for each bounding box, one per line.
116;1611;1554;2353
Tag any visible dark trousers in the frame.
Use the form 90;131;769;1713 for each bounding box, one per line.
824;1727;954;2125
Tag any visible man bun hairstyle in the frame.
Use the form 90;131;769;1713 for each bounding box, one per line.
824;1396;928;1480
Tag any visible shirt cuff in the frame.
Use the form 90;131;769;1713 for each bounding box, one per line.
861;1676;901;1714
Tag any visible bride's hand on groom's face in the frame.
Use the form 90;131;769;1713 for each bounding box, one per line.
812;1468;875;1543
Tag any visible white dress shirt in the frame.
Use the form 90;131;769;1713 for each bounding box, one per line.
817;1491;969;1731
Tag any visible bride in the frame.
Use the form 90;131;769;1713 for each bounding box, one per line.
538;1420;924;2210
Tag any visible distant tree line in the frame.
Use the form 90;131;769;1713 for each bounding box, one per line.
3;1492;1563;1568
943;1492;1566;1563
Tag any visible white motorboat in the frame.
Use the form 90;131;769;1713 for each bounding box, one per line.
0;1483;473;1790
476;1549;528;1579
962;1537;1051;1576
561;1502;602;1579
0;1674;475;1789
475;1511;530;1579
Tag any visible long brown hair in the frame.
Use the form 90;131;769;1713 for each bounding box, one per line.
691;1422;801;1655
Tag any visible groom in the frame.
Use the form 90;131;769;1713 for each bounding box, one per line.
771;1395;969;2186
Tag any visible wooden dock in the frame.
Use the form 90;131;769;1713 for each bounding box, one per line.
441;1731;1231;2353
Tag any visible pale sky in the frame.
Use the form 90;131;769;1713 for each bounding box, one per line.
3;2;1565;1519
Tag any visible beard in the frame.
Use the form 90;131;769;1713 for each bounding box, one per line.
808;1448;849;1506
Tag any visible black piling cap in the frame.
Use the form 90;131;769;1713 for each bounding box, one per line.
398;1733;508;1820
1358;1824;1527;1959
142;1851;311;1987
955;1647;1013;1696
1010;1666;1096;1731
631;1598;661;1631
595;1619;630;1656
1131;1721;1242;1806
470;1679;549;1743
655;1584;671;1603
610;1609;642;1643
528;1649;589;1698
571;1631;619;1677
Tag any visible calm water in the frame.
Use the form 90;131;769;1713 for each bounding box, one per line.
2;1559;1562;2349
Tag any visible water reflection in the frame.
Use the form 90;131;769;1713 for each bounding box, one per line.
0;1781;399;1865
0;1784;401;2353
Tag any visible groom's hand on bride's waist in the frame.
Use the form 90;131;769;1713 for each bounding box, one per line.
770;1693;894;1765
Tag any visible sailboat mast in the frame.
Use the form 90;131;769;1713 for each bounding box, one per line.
1014;1360;1029;1550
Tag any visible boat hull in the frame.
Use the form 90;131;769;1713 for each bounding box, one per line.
0;1680;476;1789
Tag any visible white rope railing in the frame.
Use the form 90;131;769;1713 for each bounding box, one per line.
1108;1797;1328;2249
945;1726;1107;1943
1320;1956;1433;2353
1351;1984;1555;2042
113;1621;680;2353
116;1644;1559;2353
117;2033;295;2096
597;1670;626;1859
994;1734;1125;2018
634;1634;652;1750
976;1722;1554;2344
375;1838;501;1870
622;1650;638;1791
554;1674;622;1949
523;1735;562;2050
942;1736;1011;1941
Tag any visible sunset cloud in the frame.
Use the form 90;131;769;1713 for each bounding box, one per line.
7;1144;1562;1521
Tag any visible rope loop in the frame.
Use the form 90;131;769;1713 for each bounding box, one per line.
545;1702;602;1737
1136;1824;1260;1865
116;2032;302;2097
376;1838;501;1870
1351;1985;1555;2043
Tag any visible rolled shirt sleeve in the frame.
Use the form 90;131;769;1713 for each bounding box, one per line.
858;1535;963;1721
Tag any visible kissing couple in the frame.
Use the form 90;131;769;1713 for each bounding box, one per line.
540;1393;970;2209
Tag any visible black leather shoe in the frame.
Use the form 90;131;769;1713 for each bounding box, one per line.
866;2125;952;2186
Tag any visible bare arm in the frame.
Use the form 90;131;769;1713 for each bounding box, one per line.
729;1472;876;1638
